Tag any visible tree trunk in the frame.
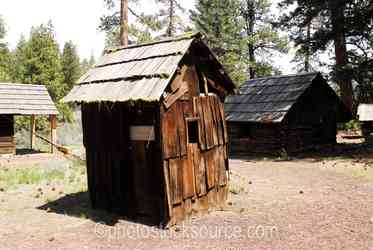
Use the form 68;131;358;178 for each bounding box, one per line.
120;0;129;46
304;22;311;72
242;0;256;79
329;1;353;112
167;0;175;37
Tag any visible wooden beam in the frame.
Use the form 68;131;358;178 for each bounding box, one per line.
30;115;36;150
50;114;57;153
203;76;209;96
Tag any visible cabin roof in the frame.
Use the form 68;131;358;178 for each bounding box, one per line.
0;83;58;115
358;104;373;121
225;72;348;123
62;33;235;103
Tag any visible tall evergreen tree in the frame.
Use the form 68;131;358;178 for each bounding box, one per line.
278;0;372;111
100;0;163;46
80;53;96;75
191;0;246;84
11;35;28;82
89;52;96;66
0;16;12;81
191;0;286;83
156;0;185;37
14;22;65;101
240;0;287;78
61;41;81;90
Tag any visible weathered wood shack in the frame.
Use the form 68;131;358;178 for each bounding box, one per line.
0;83;58;154
225;73;352;155
63;33;235;226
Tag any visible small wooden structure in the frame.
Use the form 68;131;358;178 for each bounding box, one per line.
0;83;58;154
63;33;235;226
225;73;351;155
357;104;373;136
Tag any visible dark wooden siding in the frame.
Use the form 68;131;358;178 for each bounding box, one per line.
228;122;282;155
82;102;162;223
228;80;340;155
0;115;15;155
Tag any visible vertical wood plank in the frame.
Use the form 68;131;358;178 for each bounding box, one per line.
30;115;36;150
219;100;229;144
209;96;219;146
201;96;214;149
194;97;207;150
176;103;187;157
183;145;196;199
162;104;180;159
169;158;183;205
218;146;227;186
213;97;224;145
50;114;57;153
205;149;216;189
163;160;173;217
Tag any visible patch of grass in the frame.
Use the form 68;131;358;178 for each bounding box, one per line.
229;182;244;195
0;167;65;191
324;163;373;182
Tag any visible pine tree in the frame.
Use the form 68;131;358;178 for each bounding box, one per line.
100;0;163;46
14;22;65;101
11;35;28;81
61;41;81;90
278;0;372;111
240;0;287;78
89;52;96;66
80;52;96;76
191;0;247;84
156;0;185;37
0;16;12;81
191;0;286;83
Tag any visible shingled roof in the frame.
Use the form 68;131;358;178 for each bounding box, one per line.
225;72;345;123
0;83;58;115
63;33;235;103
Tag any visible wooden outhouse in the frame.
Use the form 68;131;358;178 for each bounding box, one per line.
225;73;351;155
63;33;235;226
0;83;58;155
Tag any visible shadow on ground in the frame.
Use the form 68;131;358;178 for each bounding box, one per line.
230;135;373;163
38;192;160;227
38;192;122;226
16;148;44;155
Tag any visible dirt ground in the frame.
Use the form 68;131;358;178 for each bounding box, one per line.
1;139;373;249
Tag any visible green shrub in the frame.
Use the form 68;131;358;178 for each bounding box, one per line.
343;120;361;132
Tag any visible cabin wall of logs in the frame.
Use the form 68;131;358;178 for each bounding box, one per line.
228;121;336;155
81;63;229;226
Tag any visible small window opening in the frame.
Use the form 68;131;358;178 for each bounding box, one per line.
240;125;252;138
187;120;199;143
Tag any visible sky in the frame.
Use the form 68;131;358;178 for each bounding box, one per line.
1;0;195;60
1;0;294;73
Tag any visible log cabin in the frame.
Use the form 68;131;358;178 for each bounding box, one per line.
0;83;58;155
62;33;235;226
225;73;352;155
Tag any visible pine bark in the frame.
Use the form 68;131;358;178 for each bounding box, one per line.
329;1;353;111
167;0;175;37
120;0;129;46
245;0;256;79
304;22;311;72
